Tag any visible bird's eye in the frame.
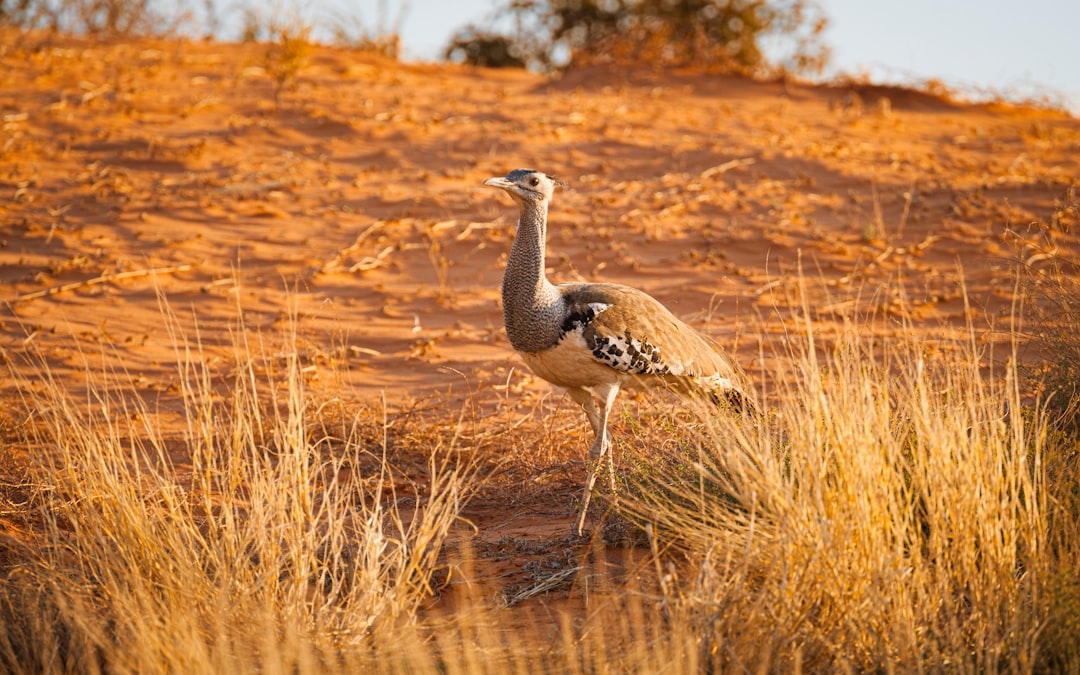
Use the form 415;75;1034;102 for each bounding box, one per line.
530;177;540;187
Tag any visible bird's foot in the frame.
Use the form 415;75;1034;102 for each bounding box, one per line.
577;443;620;536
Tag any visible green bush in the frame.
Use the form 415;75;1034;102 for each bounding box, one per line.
444;27;527;68
446;0;830;74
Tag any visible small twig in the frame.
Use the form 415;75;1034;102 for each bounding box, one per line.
896;182;915;240
700;157;756;179
913;234;942;253
11;264;193;303
201;277;237;292
752;278;785;298
837;246;895;285
349;245;394;272
873;246;895;264
319;221;385;273
870;179;885;240
455;221;500;241
348;345;381;357
501;567;581;607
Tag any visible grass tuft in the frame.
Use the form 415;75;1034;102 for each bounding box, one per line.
0;295;475;673
2;283;1078;671
615;309;1079;671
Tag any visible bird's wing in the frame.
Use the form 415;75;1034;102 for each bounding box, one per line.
558;283;737;382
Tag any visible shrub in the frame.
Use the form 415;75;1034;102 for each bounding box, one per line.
261;19;314;109
0;0;177;35
446;0;830;75
444;27;527;68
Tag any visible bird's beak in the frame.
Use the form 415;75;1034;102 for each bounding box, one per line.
483;177;513;189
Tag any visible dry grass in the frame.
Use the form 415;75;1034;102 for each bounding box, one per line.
1020;188;1080;431
0;294;477;672
261;19;314;110
613;298;1080;672
1;25;1077;672
2;286;1079;672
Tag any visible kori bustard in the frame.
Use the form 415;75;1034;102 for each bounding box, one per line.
484;169;753;534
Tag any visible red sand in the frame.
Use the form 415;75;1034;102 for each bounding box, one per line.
2;33;1078;611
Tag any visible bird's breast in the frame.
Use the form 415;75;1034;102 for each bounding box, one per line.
520;329;625;389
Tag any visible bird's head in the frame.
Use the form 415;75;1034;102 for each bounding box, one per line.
483;169;565;205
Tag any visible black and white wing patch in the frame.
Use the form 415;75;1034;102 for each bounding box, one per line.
560;301;609;335
591;328;677;376
559;299;685;377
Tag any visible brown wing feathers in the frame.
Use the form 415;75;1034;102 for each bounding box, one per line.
562;283;738;384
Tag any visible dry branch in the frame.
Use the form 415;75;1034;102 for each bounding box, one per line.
350;246;395;272
700;157;756;179
501;567;581;607
11;264;193;304
319;221;386;273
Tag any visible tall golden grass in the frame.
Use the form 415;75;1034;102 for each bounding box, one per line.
0;296;476;672
2;287;1078;672
617;301;1080;672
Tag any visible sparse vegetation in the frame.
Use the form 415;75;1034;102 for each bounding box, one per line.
446;0;830;74
2;286;1079;671
0;0;173;35
260;19;313;110
614;307;1080;671
0;24;1078;674
325;0;407;58
1;0;404;56
0;298;477;672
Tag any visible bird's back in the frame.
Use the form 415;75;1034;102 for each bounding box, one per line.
533;282;747;401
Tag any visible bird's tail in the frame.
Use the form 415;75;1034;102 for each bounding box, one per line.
709;385;758;415
700;373;758;415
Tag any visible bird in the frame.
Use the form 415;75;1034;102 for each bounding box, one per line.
483;168;754;535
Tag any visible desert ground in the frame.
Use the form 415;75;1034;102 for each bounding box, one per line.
1;31;1079;667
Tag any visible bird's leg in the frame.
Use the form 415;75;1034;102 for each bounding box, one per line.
568;387;606;534
573;383;620;535
567;386;608;445
597;383;619;490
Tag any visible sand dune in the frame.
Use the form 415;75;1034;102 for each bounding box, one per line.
4;35;1076;416
2;34;1079;600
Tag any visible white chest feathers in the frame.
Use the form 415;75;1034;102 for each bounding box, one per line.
520;329;623;388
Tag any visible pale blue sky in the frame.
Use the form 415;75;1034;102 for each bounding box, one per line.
381;0;1078;112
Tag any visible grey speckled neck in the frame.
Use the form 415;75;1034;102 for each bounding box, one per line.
501;199;566;352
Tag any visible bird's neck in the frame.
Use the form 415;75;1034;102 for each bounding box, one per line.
502;200;564;352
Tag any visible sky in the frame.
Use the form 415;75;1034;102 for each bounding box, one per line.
367;0;1079;113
